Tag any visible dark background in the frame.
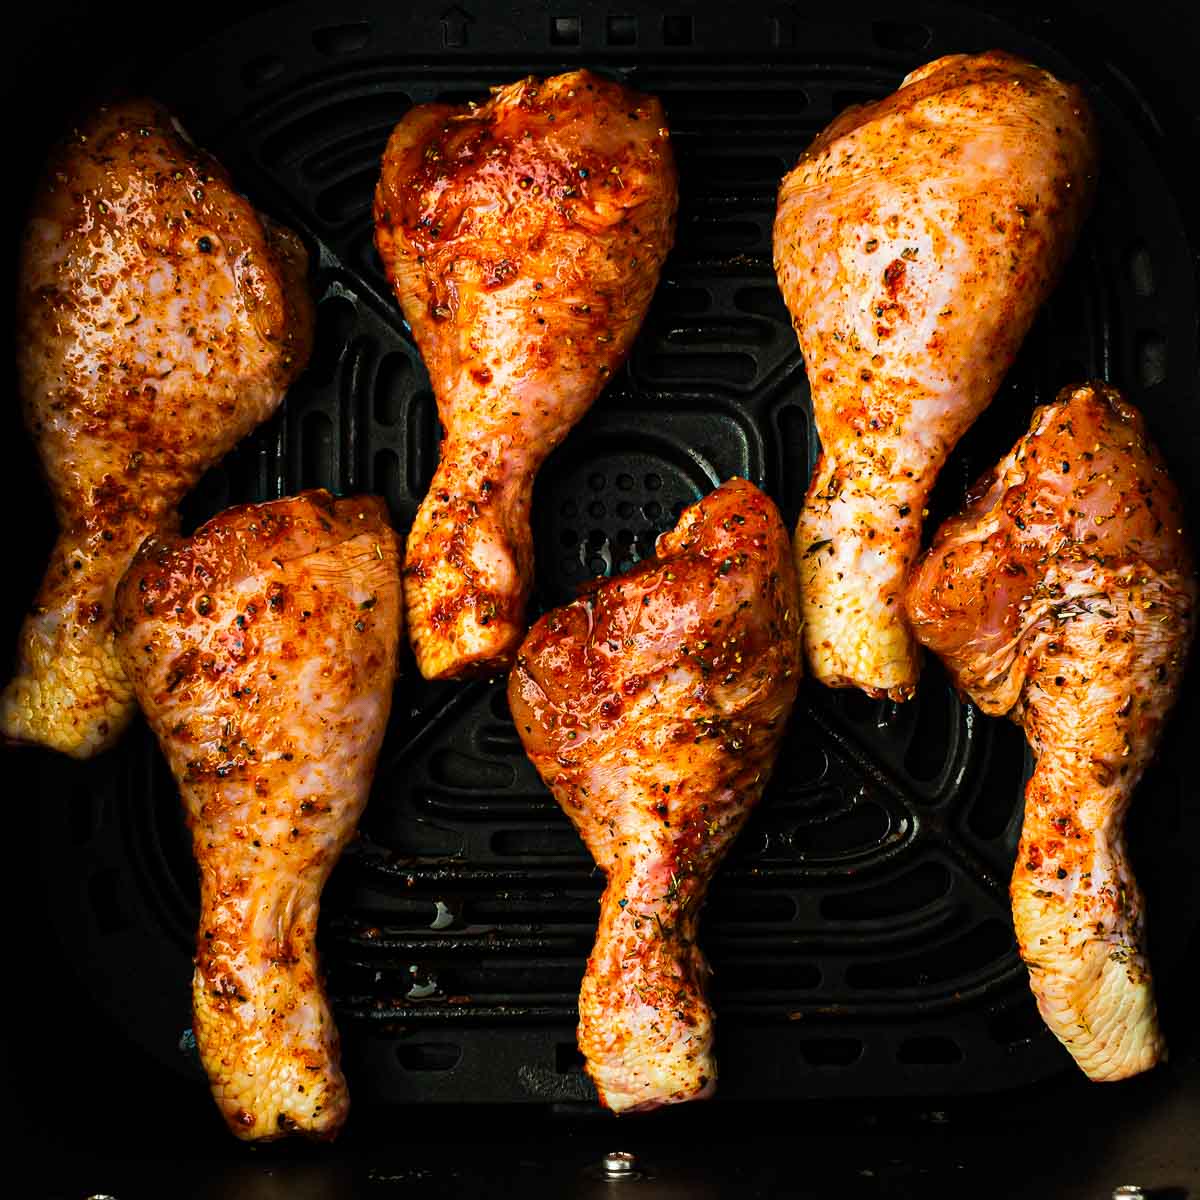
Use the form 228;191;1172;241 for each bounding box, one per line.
2;2;1199;1197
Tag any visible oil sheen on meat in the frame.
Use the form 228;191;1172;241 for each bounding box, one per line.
375;69;677;681
510;479;801;1111
774;52;1098;699
115;491;402;1140
907;384;1196;1080
3;98;313;758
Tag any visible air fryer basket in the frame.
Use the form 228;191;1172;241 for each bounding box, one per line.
5;1;1200;1196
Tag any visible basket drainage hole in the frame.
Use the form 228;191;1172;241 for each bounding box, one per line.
617;473;635;491
396;1043;462;1072
645;473;662;491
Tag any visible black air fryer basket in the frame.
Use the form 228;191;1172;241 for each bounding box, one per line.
5;1;1200;1196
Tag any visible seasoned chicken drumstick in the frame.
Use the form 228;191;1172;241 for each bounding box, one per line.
907;384;1196;1080
115;491;402;1140
774;52;1098;698
510;479;801;1111
2;98;313;758
375;69;677;680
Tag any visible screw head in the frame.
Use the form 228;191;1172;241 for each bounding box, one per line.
601;1151;637;1179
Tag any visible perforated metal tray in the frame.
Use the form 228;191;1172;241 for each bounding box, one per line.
16;0;1200;1116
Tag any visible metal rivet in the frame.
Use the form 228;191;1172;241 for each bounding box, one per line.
601;1151;637;1179
1112;1188;1146;1200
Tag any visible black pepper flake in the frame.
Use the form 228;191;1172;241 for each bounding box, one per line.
197;236;213;253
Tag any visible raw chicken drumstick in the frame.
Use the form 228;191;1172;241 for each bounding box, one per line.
375;69;677;680
3;98;313;758
509;478;801;1111
114;491;402;1140
907;384;1196;1080
774;51;1098;699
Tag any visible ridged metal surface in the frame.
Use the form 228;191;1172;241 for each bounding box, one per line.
31;0;1199;1108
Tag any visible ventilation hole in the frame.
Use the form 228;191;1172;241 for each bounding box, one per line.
643;500;662;519
966;719;1027;841
491;828;587;856
897;1036;963;1064
644;351;757;384
550;15;581;45
588;472;606;491
89;869;131;935
1138;333;1167;387
559;529;578;547
847;919;1014;989
396;1043;462;1071
374;353;411;425
1128;242;1155;297
713;958;820;991
617;473;634;491
903;677;954;783
556;1043;587;1073
734;286;790;320
587;528;606;547
797;1038;864;1066
407;389;437;495
657;286;712;314
645;473;662;491
663;13;693;45
871;20;932;52
429;750;515;791
821;862;952;920
302;410;335;490
242;55;284;88
790;800;892;857
588;500;606;519
606;14;636;45
373;448;401;509
313;22;371;55
708;890;797;923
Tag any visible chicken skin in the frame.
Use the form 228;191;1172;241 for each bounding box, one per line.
3;98;313;758
375;70;677;681
774;52;1098;699
907;384;1195;1080
509;479;801;1111
114;491;402;1140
